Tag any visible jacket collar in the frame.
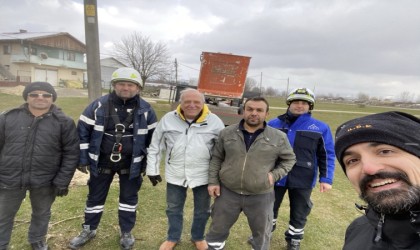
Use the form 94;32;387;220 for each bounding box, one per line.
366;207;420;247
176;104;210;123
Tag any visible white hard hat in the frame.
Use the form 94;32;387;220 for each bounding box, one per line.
286;87;315;110
111;67;143;88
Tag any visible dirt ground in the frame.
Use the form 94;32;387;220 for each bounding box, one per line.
69;171;90;187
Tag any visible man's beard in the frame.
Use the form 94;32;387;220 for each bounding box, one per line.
360;172;420;214
245;117;262;127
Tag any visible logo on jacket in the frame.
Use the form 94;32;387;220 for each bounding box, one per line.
308;124;320;130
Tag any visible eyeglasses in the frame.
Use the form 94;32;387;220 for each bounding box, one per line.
28;93;53;98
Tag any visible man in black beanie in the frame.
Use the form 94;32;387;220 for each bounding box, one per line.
335;111;420;250
0;82;79;250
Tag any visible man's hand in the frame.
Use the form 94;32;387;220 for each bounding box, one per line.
268;173;274;185
208;185;221;198
320;183;332;193
77;165;89;174
55;186;69;197
148;175;162;186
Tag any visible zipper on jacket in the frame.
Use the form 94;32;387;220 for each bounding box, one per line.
22;116;41;189
239;135;263;194
240;154;248;194
374;213;385;242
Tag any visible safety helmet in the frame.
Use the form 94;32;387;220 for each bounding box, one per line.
111;67;143;88
286;87;315;110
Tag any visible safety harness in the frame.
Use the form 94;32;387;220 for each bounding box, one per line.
108;100;134;163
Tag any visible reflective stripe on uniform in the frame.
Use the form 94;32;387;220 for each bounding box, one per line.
287;224;304;236
85;205;104;214
89;153;98;161
94;125;104;132
119;203;137;212
133;155;144;163
79;114;95;125
208;241;225;250
148;121;158;130
137;129;148;135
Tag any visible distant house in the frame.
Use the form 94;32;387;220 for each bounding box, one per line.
0;29;86;86
100;57;126;89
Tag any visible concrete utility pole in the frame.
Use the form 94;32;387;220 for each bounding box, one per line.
84;0;102;101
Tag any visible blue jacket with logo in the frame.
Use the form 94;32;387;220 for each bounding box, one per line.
268;112;335;188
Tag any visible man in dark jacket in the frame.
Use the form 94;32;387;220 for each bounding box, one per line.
266;87;335;250
0;82;79;250
206;97;296;250
335;111;420;249
69;67;158;250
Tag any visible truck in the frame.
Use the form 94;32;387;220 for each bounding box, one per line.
172;52;251;125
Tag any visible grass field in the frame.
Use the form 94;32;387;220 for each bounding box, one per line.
2;92;420;250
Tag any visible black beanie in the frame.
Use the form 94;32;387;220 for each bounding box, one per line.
23;82;57;102
335;111;420;173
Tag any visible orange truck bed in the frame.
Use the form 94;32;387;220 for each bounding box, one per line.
197;52;251;99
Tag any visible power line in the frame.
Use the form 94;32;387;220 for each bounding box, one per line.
177;62;200;71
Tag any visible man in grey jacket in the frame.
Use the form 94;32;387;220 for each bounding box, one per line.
0;82;79;250
206;97;296;250
147;88;225;250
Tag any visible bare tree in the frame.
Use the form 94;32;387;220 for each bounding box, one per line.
398;91;414;103
264;86;280;97
357;92;370;102
244;77;258;92
113;32;172;84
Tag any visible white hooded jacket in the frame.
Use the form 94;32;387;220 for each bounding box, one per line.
146;104;225;188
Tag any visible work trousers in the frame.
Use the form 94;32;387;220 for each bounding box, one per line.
206;185;274;250
0;186;55;248
82;171;142;233
165;183;211;242
273;186;313;241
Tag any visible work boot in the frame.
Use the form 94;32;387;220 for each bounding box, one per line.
31;240;48;250
69;225;96;249
120;232;135;250
287;239;301;250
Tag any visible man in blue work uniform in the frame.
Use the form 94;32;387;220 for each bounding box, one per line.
267;88;335;250
69;67;157;250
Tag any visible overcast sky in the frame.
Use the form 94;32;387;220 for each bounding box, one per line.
2;0;420;100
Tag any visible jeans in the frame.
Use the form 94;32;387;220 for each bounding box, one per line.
0;187;55;248
166;183;210;242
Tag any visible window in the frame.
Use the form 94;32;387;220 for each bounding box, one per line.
71;71;77;75
3;45;11;54
30;47;37;55
67;52;75;61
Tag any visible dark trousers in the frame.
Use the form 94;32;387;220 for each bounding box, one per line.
0;187;56;248
83;171;142;232
206;185;274;250
273;186;313;241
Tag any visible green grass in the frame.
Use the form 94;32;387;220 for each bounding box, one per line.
2;92;420;250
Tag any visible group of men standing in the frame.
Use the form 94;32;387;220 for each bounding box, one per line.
1;66;420;250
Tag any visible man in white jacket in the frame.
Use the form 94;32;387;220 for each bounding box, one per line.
146;88;225;250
